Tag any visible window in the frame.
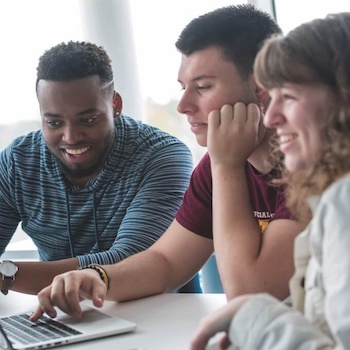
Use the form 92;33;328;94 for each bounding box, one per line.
274;0;348;34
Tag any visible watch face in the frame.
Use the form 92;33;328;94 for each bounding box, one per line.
0;261;18;277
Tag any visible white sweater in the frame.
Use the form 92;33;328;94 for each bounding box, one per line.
228;173;350;350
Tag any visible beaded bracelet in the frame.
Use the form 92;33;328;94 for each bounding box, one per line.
79;264;110;290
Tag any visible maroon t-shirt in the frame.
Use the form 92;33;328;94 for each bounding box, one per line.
175;153;290;239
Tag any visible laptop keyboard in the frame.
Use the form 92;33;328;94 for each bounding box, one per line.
0;313;82;345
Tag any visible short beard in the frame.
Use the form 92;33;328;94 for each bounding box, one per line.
61;161;102;180
57;130;115;182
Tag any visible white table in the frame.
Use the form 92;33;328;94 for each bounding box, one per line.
0;292;226;350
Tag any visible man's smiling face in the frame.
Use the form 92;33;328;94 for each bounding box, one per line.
37;76;115;186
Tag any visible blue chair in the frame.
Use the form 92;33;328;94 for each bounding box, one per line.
178;273;202;293
199;254;224;293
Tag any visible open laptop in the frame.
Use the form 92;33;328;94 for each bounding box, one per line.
0;303;136;350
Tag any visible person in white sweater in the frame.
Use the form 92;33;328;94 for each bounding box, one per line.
190;12;350;350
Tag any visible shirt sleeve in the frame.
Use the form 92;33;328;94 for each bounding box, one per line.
273;185;292;220
320;176;350;348
230;293;333;349
77;141;194;266
175;152;213;239
0;145;21;255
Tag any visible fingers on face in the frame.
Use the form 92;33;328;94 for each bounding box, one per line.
208;105;238;134
247;103;261;122
221;102;255;126
208;109;221;129
209;102;261;131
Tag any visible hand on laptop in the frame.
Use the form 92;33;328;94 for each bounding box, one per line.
30;269;107;321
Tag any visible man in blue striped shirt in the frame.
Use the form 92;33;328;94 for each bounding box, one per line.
0;41;193;295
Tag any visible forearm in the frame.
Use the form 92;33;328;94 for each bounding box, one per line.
103;249;174;302
212;162;301;299
12;258;79;295
211;164;264;298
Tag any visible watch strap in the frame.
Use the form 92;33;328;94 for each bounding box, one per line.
1;276;14;295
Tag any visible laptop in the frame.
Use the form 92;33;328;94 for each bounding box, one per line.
0;303;136;350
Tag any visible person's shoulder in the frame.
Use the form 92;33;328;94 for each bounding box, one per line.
3;130;42;153
120;115;173;137
322;173;350;203
140;120;181;142
312;173;350;218
196;152;210;167
120;115;190;150
0;130;43;169
192;152;211;178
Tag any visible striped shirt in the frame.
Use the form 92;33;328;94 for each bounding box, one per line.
0;115;193;267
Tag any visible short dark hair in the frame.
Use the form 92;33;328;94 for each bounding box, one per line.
36;41;114;93
175;4;281;79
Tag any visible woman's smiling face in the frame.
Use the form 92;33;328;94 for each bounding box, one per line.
263;82;336;172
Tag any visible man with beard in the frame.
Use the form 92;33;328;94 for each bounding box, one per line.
0;41;193;295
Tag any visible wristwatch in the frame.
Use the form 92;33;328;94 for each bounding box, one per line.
0;260;18;295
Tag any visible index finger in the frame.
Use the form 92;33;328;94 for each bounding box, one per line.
30;285;57;321
30;305;44;322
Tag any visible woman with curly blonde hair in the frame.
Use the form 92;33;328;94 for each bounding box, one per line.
190;12;350;350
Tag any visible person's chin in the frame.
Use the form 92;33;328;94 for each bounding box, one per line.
285;158;304;173
195;135;207;148
61;162;91;177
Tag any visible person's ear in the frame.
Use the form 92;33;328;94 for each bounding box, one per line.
254;83;270;116
255;85;269;105
113;91;123;118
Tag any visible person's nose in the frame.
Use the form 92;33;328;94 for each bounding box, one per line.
177;88;196;116
263;99;284;129
62;124;84;144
